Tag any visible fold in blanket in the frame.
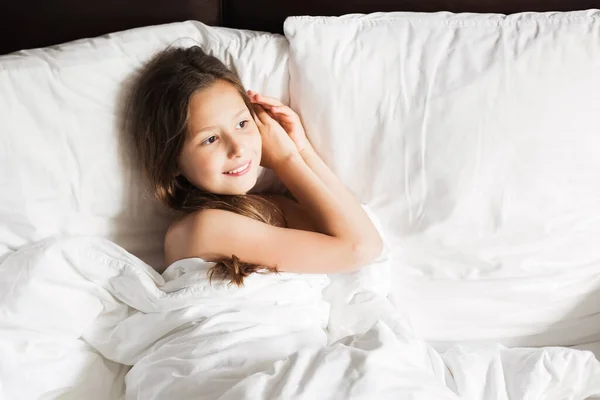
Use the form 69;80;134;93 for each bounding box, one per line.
1;236;600;399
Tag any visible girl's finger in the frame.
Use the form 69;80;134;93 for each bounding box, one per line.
265;107;289;120
269;105;290;114
268;112;293;125
270;107;299;122
249;92;284;108
252;104;269;125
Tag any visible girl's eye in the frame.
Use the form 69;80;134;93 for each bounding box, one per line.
237;120;248;129
202;135;218;145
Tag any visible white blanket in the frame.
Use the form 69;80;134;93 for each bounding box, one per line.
1;237;600;399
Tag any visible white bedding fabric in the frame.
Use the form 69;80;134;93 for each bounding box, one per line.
2;10;600;399
284;10;600;349
0;21;288;270
1;236;600;400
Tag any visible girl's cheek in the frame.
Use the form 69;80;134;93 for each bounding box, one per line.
198;153;218;173
252;127;262;145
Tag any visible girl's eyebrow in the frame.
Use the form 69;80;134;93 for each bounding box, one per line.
195;125;217;135
193;108;247;137
232;108;248;119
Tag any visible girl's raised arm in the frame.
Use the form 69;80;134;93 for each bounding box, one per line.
174;105;382;274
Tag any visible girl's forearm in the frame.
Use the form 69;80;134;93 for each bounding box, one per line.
300;146;367;220
300;146;382;249
274;150;382;261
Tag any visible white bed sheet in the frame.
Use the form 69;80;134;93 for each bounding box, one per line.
2;10;600;399
284;10;600;348
1;237;599;399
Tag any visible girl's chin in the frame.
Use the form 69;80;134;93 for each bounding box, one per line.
221;178;258;196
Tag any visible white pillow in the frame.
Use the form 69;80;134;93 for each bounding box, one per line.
0;21;289;269
285;11;600;347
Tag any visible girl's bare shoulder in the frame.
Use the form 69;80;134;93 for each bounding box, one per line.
164;194;316;265
164;212;195;266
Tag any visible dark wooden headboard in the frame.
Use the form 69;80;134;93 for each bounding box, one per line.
224;0;600;34
1;0;600;55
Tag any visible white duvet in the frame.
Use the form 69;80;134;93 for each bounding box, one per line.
2;12;600;400
1;236;599;400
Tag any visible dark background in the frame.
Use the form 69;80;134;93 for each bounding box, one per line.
1;0;600;55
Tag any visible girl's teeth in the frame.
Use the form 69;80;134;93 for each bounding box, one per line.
227;162;249;174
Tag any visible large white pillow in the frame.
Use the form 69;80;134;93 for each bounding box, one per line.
0;21;289;268
285;11;600;348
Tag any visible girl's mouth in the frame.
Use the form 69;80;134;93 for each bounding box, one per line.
223;160;252;176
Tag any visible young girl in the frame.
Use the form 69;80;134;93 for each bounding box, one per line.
128;45;382;285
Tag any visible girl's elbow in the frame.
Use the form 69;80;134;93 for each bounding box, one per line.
352;235;384;266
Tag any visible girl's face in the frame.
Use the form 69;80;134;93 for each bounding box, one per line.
178;80;261;195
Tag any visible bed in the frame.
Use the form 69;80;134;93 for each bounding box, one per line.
2;0;600;399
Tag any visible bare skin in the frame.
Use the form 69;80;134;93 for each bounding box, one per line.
164;81;382;273
165;193;316;267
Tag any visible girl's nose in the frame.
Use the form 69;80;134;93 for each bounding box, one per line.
228;137;246;158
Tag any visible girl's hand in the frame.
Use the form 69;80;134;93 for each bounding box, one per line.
248;91;313;155
252;104;299;170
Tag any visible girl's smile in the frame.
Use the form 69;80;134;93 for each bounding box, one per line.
223;160;252;176
178;79;262;195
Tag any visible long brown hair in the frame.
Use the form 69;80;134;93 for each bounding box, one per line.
127;45;285;286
